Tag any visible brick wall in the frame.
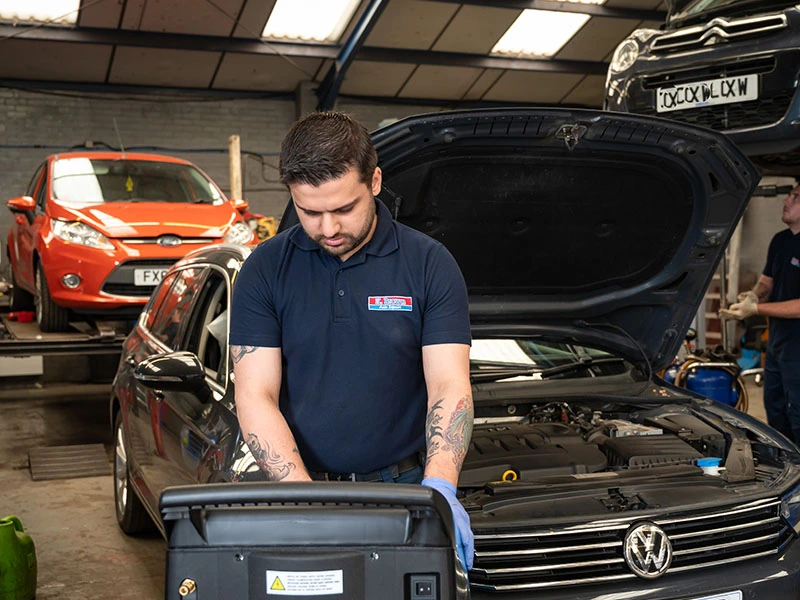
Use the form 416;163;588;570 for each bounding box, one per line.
739;175;795;291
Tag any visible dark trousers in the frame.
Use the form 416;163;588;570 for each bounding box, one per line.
763;350;800;444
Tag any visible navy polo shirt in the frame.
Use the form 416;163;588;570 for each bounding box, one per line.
230;200;471;473
763;228;800;357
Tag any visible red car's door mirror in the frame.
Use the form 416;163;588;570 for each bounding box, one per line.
6;196;35;213
231;198;249;213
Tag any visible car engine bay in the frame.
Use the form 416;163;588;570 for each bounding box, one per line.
459;399;787;495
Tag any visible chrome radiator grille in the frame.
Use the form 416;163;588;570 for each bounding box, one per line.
651;13;787;53
470;498;792;592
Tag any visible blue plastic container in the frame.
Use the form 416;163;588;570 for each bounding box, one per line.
685;368;738;406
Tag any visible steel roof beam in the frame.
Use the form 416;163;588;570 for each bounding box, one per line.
0;24;607;76
317;0;388;110
426;0;667;21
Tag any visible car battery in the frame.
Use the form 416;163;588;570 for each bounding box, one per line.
160;482;470;600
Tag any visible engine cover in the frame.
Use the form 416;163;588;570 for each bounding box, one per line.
459;422;607;487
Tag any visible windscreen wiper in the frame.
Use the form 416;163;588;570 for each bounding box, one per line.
470;357;627;384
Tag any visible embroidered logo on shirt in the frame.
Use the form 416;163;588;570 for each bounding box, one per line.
368;296;413;311
792;257;800;268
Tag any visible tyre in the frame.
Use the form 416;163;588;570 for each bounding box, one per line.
113;411;154;534
34;263;70;332
9;266;34;311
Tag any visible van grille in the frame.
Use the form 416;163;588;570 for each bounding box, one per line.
470;497;791;591
652;13;787;53
637;93;793;130
641;57;775;89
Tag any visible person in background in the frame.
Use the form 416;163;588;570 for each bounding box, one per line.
721;182;800;442
229;111;475;569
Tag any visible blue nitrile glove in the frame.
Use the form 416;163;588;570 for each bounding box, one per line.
421;477;474;570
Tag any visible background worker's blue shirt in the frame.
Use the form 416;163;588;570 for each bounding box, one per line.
763;228;800;357
230;200;471;473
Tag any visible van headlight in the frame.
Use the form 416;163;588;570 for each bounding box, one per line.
51;220;114;250
224;222;255;244
610;39;640;73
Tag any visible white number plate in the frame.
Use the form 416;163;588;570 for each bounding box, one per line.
691;592;742;600
656;74;757;113
134;268;168;286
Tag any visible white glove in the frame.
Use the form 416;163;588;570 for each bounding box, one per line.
719;295;758;320
737;290;759;304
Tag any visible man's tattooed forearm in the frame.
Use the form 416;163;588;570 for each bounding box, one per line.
754;281;770;302
425;396;474;468
231;345;258;364
245;433;296;481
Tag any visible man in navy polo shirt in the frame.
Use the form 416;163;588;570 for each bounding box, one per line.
229;111;474;569
722;181;800;442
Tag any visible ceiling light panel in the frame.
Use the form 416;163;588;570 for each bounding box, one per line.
262;0;361;43
0;0;80;24
492;0;606;58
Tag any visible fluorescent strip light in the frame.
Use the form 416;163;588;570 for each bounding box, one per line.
0;0;80;25
263;0;360;43
492;0;606;58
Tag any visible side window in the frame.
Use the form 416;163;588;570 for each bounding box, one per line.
35;167;49;212
183;270;229;386
26;163;45;197
149;267;205;349
144;273;178;331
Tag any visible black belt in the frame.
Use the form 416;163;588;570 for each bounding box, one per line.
309;453;422;482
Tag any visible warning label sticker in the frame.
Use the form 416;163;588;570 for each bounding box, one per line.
266;570;344;596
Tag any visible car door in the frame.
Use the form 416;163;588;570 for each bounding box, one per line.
131;266;206;502
10;162;46;288
151;266;238;496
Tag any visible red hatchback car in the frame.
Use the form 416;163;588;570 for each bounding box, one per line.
5;151;257;332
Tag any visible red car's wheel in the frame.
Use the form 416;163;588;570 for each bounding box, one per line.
34;263;70;332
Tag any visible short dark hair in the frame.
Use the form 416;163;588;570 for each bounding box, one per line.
279;111;377;187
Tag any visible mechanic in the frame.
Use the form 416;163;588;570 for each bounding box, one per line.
721;181;800;443
229;110;475;569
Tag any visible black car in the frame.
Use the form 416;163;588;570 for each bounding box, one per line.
111;108;800;599
604;0;800;171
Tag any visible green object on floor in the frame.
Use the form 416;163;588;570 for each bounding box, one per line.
0;516;36;600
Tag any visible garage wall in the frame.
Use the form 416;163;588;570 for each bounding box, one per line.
738;175;795;291
2;84;787;294
0;85;442;279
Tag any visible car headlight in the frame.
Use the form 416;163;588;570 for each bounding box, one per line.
51;220;114;250
223;221;255;244
610;38;639;74
781;484;800;534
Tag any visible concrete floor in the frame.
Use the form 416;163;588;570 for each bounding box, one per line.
0;388;164;600
0;377;768;599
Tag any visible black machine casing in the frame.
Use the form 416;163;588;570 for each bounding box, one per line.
160;482;470;600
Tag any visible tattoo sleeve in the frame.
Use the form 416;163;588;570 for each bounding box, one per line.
425;396;474;470
245;433;296;481
231;345;258;364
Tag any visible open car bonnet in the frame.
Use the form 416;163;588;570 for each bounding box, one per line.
372;108;759;372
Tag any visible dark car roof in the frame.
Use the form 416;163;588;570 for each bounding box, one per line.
171;243;252;273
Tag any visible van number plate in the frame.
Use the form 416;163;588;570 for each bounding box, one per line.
657;74;757;113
